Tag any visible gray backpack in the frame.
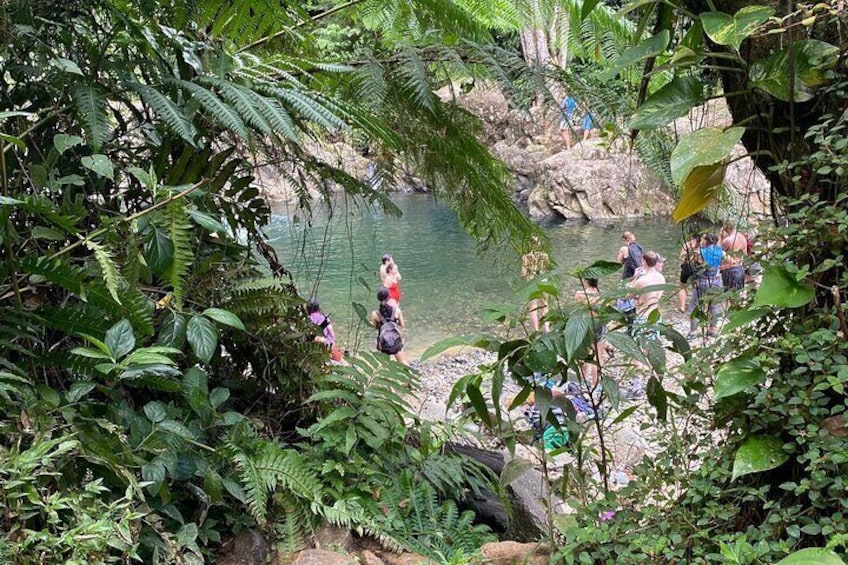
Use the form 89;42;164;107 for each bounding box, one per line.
377;315;403;355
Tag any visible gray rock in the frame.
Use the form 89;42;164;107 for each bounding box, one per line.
292;549;355;565
313;524;353;551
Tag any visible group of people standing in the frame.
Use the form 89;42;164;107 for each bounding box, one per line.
678;223;756;339
306;253;408;365
559;95;597;149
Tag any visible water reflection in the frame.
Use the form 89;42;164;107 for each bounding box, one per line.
267;194;693;356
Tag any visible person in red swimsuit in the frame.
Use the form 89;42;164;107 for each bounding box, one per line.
384;262;402;304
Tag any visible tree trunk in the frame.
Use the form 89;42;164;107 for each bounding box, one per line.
704;0;846;206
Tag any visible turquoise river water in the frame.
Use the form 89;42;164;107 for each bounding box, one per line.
266;194;689;357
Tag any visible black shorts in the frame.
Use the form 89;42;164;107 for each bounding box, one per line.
722;266;745;291
680;263;695;284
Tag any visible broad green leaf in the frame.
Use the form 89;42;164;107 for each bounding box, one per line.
32;226;66;241
420;335;487;361
125;350;177;365
0;196;24;206
673;162;726;222
37;384;61;408
581;0;602;19
120;363;181;380
189;210;229;234
750;40;839;102
564;310;590;362
158;311;187;348
143;225;174;276
142;462;166;488
525;344;558;374
52;57;84;75
177;523;198;546
210;387;230;409
71;347;111;359
54;134;84;154
202;308;246;331
628;76;704;130
753;265;814;308
105;319;135;360
466;381;492;428
714;356;766;400
701;6;775;51
0;133;25;149
187;315;218;363
600;31;670;82
611;405;638;425
646;375;667;421
724;307;769;332
501;457;533;486
158;419;196;439
68;382;96;403
731;435;788;480
774;548;845;565
183;367;209;417
81;154;114;180
656;324;691;361
576;260;622;279
128;166;157;190
616;0;663;19
143;401;167;423
671;127;743;186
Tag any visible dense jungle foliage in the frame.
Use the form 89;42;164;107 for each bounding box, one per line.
1;0;847;563
436;1;848;564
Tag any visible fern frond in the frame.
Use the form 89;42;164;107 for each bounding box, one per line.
395;48;435;112
262;86;347;131
72;84;111;151
200;77;273;136
20;256;86;294
256;446;322;503
171;79;249;139
133;83;198;145
84;239;123;303
273;492;312;554
165;200;194;310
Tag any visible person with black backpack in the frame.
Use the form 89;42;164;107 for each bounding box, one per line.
369;286;408;365
617;231;644;280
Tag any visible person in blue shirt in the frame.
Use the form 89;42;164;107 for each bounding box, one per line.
687;233;724;340
582;112;597;141
560;96;577;148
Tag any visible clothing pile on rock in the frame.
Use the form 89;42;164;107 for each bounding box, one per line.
522;379;600;450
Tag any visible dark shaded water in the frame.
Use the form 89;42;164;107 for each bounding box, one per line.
267;194;687;356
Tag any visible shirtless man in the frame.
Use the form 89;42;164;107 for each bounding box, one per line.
720;223;748;293
629;251;666;322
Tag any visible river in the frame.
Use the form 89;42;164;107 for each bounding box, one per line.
267;194;691;357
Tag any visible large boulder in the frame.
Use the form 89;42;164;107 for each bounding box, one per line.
526;141;674;220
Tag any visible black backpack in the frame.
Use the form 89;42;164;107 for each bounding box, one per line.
377;308;403;355
623;243;644;278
